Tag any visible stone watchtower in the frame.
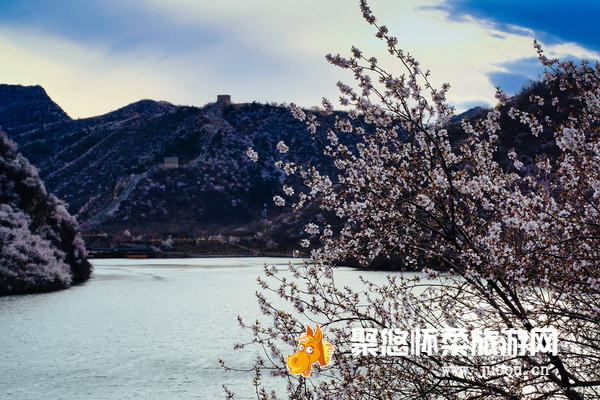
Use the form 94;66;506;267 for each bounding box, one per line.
217;95;231;106
163;157;179;169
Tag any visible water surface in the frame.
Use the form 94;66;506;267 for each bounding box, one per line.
0;258;298;399
0;257;397;399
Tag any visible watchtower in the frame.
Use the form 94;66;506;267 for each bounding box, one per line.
163;157;179;169
217;95;231;106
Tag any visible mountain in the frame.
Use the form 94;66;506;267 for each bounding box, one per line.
0;86;338;252
0;82;563;255
0;131;91;295
0;84;71;136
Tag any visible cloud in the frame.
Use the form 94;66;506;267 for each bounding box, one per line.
0;0;373;117
1;0;598;118
486;43;600;96
435;0;600;52
0;0;227;54
0;26;190;118
487;57;544;94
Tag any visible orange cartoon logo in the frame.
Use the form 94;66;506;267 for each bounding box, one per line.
287;324;334;377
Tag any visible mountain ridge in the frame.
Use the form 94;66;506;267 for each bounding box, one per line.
0;84;71;135
1;83;555;255
0;85;327;252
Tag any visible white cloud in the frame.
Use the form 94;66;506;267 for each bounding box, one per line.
1;0;599;118
0;27;188;118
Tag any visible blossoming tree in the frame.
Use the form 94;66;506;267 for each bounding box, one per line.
0;131;91;295
231;1;600;398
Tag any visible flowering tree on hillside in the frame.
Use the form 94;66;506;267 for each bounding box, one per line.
232;1;600;399
0;131;91;295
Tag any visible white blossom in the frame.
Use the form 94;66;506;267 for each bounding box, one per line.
246;147;259;162
283;185;294;196
272;195;285;207
305;223;320;235
276;140;289;154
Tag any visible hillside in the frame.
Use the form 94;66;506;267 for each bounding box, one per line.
0;131;91;295
0;83;564;254
0;84;71;136
0;88;339;252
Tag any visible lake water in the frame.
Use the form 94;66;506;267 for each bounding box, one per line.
0;257;391;400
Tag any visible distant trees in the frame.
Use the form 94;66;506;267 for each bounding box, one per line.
237;1;600;399
0;131;91;295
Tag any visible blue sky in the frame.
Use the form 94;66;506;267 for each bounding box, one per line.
437;0;600;52
0;0;597;118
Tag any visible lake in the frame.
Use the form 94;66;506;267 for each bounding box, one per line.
0;257;391;400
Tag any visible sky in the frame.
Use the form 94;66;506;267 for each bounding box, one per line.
0;0;598;119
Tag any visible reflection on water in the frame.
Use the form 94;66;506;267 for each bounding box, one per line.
0;258;394;400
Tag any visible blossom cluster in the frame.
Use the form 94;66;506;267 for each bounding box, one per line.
233;1;600;399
